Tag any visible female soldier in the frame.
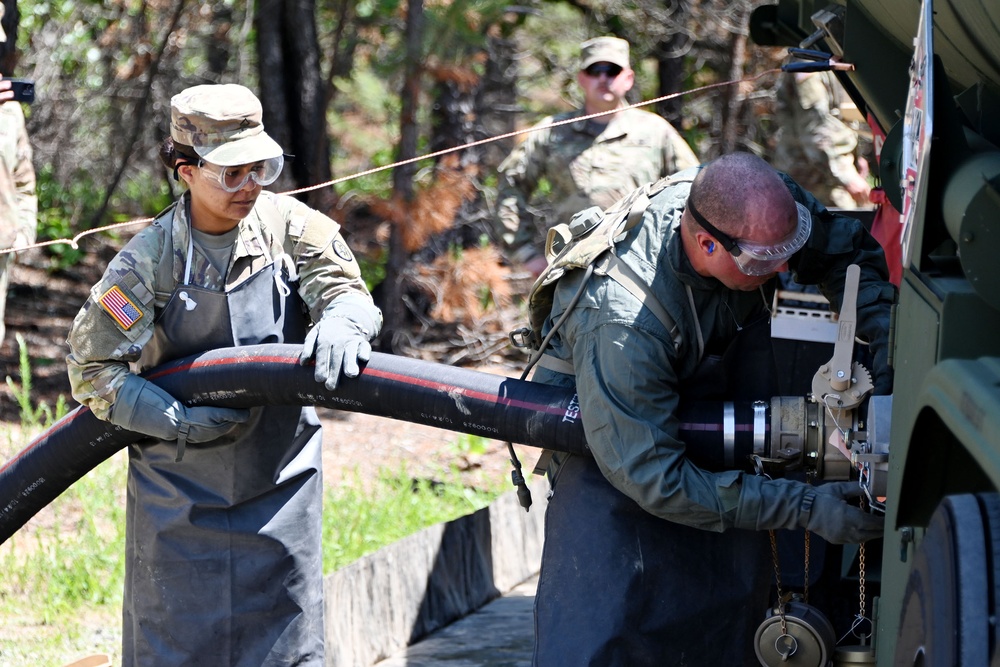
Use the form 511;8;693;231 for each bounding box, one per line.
66;84;381;666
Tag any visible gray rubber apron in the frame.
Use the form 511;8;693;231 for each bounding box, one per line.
534;316;776;667
123;230;323;666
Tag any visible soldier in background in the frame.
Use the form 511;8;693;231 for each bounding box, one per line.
0;2;37;346
771;71;871;209
495;36;698;277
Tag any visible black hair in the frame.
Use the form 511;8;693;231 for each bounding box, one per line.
159;137;200;181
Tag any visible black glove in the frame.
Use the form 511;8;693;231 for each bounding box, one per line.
800;482;884;544
738;477;884;544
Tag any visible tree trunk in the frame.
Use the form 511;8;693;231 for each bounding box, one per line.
720;1;751;154
654;0;691;128
380;0;423;352
206;2;234;79
478;26;520;172
256;0;333;210
0;0;19;75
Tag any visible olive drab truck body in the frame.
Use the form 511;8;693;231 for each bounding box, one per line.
751;0;1000;664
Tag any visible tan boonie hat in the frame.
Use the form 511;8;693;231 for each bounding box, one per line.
170;84;283;166
579;36;630;71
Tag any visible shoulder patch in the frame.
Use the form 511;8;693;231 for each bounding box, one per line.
332;238;354;262
99;284;144;330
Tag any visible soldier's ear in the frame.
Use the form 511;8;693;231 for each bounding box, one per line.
693;230;716;257
176;163;196;186
622;67;636;91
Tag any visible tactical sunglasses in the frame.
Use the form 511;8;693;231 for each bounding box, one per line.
198;155;284;192
687;197;812;276
583;63;623;78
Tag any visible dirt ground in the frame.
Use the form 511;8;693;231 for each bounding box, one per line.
0;236;522;490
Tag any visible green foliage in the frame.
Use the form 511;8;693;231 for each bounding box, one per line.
335;69;401;125
20;0;114;82
452;433;490;458
5;333;68;429
534;176;553;198
322;465;502;572
118;172;175;218
356;252;387;293
423;0;516;59
34;162;173;270
328;66;401;199
354;0;403;20
33;165;101;268
513;3;590;116
332;143;397;200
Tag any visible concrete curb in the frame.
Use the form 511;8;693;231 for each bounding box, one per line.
323;476;547;667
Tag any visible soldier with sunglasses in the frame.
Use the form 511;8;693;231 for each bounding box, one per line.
495;36;698;277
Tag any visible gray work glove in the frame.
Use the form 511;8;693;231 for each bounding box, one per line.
299;299;378;390
738;477;884;545
109;374;251;462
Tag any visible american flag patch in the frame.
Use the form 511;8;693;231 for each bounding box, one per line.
99;285;143;330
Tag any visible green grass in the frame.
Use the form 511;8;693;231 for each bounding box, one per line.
323;466;504;572
6;333;69;431
0;432;504;666
0;446;128;667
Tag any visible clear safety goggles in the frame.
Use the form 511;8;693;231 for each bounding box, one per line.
199;155;284;192
688;198;812;276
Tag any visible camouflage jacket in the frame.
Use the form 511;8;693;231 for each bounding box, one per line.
67;190;379;419
495;107;698;262
0;101;36;250
771;72;862;208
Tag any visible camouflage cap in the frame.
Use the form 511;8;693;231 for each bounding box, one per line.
579;36;630;71
170;84;283;166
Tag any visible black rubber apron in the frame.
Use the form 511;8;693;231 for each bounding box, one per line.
534;316;776;667
123;228;323;666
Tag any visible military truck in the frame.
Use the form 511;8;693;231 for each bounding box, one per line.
751;0;1000;664
0;2;996;663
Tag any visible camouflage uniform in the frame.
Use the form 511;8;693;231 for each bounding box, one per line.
0;99;37;343
68;83;379;666
771;72;866;209
496;107;698;263
66;189;373;418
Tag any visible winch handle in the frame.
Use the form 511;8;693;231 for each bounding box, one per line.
829;264;860;391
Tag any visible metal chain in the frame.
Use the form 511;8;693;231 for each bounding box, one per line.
855;494;871;644
859;542;867;619
768;529;788;636
803;529;811;604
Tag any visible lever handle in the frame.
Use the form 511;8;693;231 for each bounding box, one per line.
829;264;860;391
